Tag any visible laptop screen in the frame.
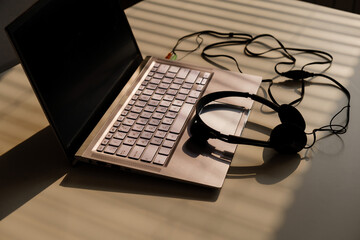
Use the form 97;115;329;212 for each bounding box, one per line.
6;0;143;157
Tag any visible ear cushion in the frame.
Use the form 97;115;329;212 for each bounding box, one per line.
278;104;306;131
189;118;211;140
270;123;307;154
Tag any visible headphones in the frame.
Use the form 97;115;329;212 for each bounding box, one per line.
191;91;308;154
170;31;351;153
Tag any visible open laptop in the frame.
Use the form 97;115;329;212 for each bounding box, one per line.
6;0;261;188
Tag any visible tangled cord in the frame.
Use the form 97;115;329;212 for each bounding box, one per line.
167;30;350;148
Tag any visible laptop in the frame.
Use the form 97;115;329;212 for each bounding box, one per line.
6;0;261;188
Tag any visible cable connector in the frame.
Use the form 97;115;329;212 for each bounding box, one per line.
165;52;173;59
281;70;314;80
165;52;177;60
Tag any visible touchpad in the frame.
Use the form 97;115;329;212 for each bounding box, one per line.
200;101;245;135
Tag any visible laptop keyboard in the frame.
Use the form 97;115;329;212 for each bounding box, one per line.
96;61;211;166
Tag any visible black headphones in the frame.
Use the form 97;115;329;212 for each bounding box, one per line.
190;91;307;154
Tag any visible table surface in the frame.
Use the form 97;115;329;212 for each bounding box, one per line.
1;0;360;239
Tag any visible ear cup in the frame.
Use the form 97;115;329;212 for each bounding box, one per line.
278;104;306;131
189;118;211;140
270;123;307;154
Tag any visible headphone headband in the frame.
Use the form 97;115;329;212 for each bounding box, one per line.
196;91;279;114
192;91;307;154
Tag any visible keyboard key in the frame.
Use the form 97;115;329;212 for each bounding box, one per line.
141;145;159;162
125;104;132;111
119;125;131;132
158;124;170;131
140;112;152;119
160;100;171;107
135;100;147;107
159;83;170;89
145;125;157;132
123;119;135;126
173;100;184;107
196;85;204;91
143;89;154;95
203;72;211;78
104;146;117;155
175;94;187;101
156;106;168;113
166;133;178;141
127;113;139;120
150;137;163;145
128;146;145;160
155;130;167;138
137;139;149;147
153;112;164;119
170;83;181;90
131;106;143;113
123;137;136;146
159;147;171;156
155;88;166;95
162;117;174;125
139;95;151;101
113;132;126;139
179;88;190;95
185;70;200;83
182;83;193;89
165;71;176;77
166;133;179;141
163;77;173;83
150;78;161;84
186;97;197;104
169;106;181;112
189;90;200;98
152;94;163;101
141;132;153;140
97;145;105;152
149;118;161;126
168;66;180;73
116;145;132;157
165;111;177;119
109;127;117;133
163;140;175;148
171;105;193;133
163;95;174;101
177;68;190;78
109;139;122;147
153;73;164;79
173;78;184;84
128;130;141;139
153;154;168;165
148;100;160;106
132;124;144;132
166;89;177;95
157;64;170;73
136;118;148;125
144;106;156;112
